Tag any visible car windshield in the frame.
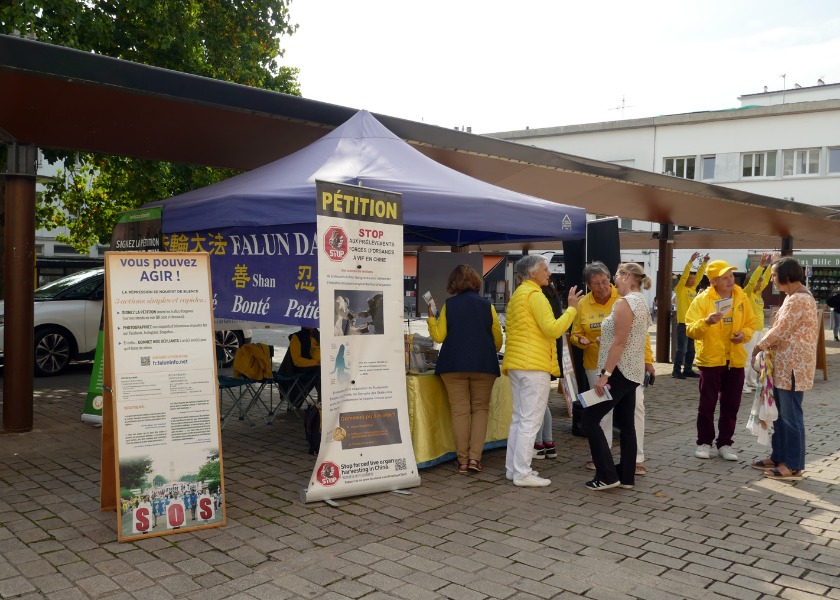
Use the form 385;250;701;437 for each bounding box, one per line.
33;269;104;300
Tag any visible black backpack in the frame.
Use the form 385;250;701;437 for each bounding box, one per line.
304;404;321;455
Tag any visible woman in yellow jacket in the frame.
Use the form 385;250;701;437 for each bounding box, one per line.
502;255;581;487
686;260;755;462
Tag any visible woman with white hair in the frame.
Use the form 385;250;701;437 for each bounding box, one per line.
502;255;582;487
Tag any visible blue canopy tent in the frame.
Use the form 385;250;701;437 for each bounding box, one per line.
145;110;585;325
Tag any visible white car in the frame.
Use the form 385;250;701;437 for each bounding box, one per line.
0;267;251;376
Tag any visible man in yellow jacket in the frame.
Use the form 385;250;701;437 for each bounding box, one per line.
686;260;755;461
502;255;581;487
673;252;709;379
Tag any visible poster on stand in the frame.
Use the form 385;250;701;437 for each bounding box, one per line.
104;251;226;541
303;181;420;503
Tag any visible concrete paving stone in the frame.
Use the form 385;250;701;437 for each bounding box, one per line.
683;561;733;583
0;575;37;598
780;589;839;600
109;570;156;592
708;547;761;566
751;556;804;574
26;573;73;594
727;573;784;595
507;549;556;570
43;588;91;600
75;573;121;597
791;555;840;576
3;548;39;566
437;582;488;600
55;561;98;582
709;581;761;600
580;584;635;600
391;581;448;600
403;571;450;591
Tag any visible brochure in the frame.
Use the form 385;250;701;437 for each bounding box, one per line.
715;297;733;315
577;386;613;408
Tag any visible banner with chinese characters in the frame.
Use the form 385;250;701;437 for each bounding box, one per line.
303;180;420;503
104;252;226;541
163;225;319;327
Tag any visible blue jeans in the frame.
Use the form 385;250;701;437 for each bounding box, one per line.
673;323;696;375
771;379;806;471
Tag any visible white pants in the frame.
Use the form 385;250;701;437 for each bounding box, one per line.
743;328;767;389
506;370;551;481
586;369;646;463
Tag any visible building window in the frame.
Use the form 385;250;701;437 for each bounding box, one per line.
742;151;777;178
620;218;633;230
783;148;820;176
702;156;716;180
828;147;840;173
664;157;695;179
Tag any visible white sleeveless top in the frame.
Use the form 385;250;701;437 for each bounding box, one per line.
598;292;649;384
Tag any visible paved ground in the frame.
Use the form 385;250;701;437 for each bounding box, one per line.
1;335;839;600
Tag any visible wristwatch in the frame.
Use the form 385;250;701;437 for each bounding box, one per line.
600;369;612;377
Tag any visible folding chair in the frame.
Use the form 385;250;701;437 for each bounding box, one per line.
218;343;274;427
266;352;320;422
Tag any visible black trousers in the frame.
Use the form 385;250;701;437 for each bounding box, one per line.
582;367;638;485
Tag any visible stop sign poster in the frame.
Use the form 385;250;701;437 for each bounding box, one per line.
104;251;226;541
305;181;420;502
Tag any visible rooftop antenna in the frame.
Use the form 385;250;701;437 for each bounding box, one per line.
780;73;786;104
818;77;825;86
609;95;635;119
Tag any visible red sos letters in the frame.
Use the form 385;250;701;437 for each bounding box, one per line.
132;503;153;534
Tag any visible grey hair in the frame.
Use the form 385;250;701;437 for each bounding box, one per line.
515;254;548;280
583;261;611;284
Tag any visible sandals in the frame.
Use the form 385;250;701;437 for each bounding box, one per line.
458;463;469;474
764;467;803;481
635;464;647;476
751;458;778;470
468;459;482;473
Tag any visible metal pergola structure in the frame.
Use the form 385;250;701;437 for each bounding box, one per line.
4;34;840;431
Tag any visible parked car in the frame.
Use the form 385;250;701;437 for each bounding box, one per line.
0;267;251;376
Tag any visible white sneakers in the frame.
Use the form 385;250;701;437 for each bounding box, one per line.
719;445;738;461
695;444;738;461
513;473;551;487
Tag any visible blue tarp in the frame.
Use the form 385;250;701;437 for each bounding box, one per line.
147;110;585;246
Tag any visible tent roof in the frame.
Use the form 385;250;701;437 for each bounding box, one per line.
147;111;586;247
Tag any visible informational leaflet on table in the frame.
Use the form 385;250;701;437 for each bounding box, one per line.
105;252;226;541
304;181;421;502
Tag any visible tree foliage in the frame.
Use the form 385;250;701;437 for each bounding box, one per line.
119;456;154;489
1;0;300;251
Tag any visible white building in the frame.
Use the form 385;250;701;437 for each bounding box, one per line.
489;83;840;305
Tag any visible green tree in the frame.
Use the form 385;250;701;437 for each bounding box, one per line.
1;0;300;252
153;474;166;488
119;456;154;490
196;459;220;491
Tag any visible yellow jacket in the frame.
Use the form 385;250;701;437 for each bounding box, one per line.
743;266;770;330
233;343;273;380
686;285;755;368
675;259;707;323
501;279;576;376
571;286;653;369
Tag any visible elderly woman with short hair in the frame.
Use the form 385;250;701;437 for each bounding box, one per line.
502;255;582;487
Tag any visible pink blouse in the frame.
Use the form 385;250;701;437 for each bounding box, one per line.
756;291;819;391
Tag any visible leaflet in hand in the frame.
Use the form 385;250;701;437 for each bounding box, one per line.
714;297;733;315
577;386;612;408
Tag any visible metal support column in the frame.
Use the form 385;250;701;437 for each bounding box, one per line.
781;237;793;256
655;224;674;364
3;143;37;433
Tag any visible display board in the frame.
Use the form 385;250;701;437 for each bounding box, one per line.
103;252;226;541
304;181;421;503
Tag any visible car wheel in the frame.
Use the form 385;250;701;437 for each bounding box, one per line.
34;327;74;377
215;330;244;367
